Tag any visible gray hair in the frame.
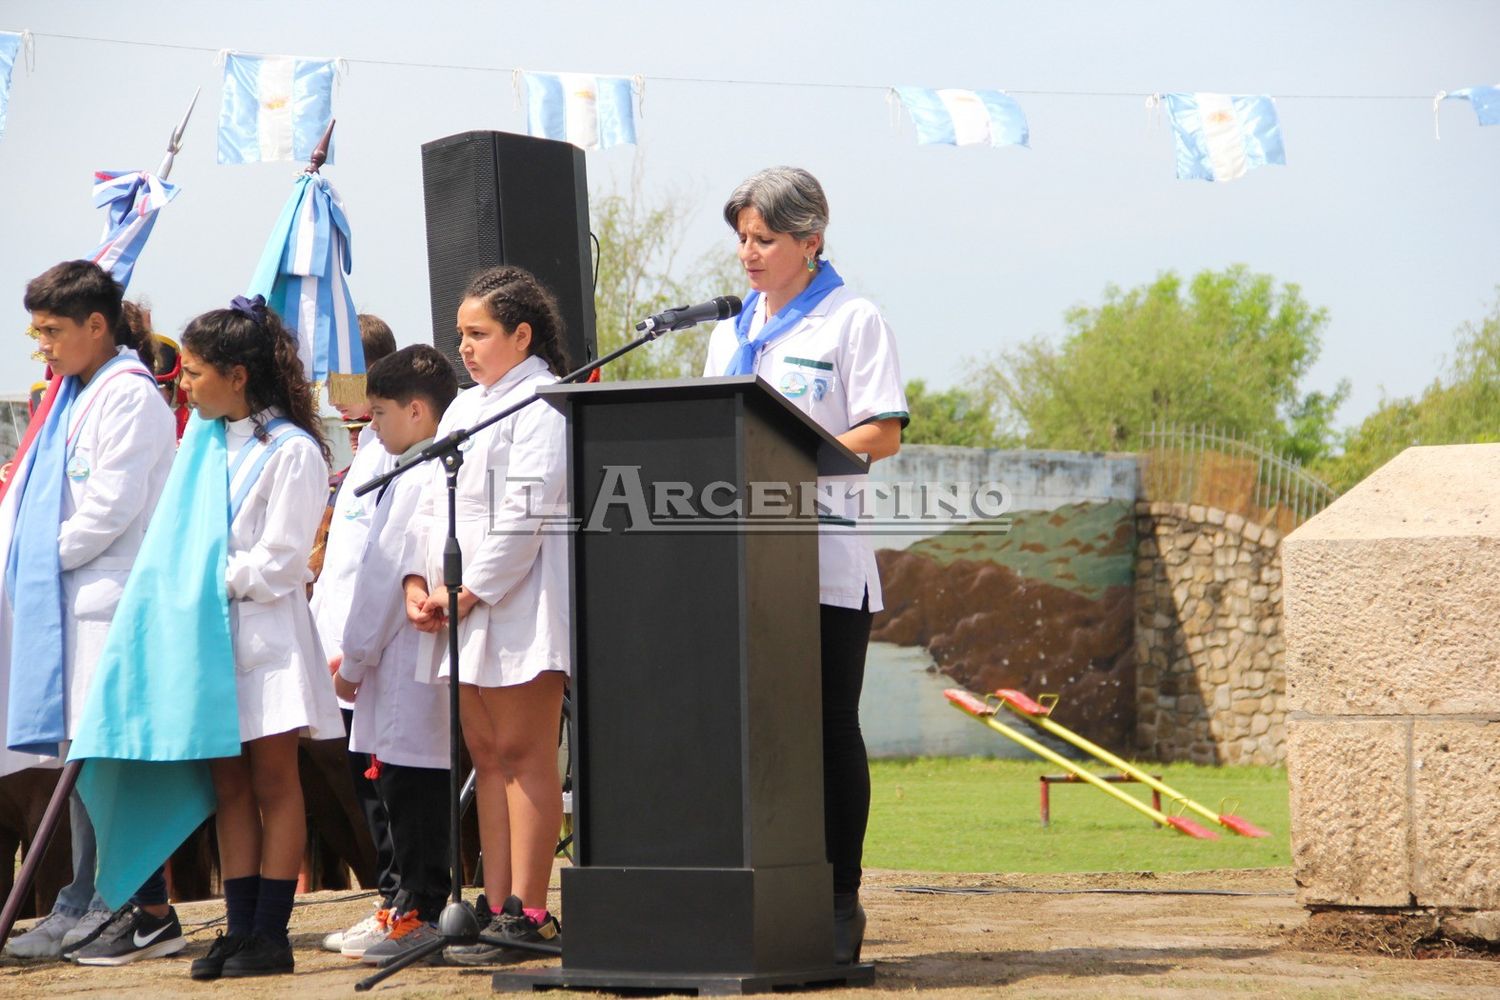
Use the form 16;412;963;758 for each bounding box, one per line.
722;166;830;254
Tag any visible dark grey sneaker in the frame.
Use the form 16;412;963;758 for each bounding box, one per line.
220;930;294;978
445;895;559;966
189;931;246;981
73;904;186;966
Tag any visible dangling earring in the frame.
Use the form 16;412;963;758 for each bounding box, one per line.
805;255;817;273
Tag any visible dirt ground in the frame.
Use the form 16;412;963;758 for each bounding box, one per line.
3;867;1499;999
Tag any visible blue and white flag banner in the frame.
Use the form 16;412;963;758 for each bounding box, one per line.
90;170;181;291
248;172;364;402
524;71;637;150
893;87;1029;148
1434;85;1500;137
1153;93;1285;183
218;51;338;165
0;30;31;141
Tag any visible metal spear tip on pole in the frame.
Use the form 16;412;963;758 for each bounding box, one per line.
155;87;201;180
305;119;336;174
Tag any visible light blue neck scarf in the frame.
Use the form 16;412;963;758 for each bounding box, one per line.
723;261;844;376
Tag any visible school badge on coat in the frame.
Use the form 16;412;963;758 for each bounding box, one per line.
778;371;809;398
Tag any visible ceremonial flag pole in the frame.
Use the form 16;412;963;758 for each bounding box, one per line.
0;91;198;949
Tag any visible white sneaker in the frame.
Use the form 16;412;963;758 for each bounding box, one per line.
58;907;115;957
4;910;79;959
338;906;393;959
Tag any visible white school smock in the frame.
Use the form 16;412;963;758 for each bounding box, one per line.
337;439;450;769
309;423;394;708
226;410;343;742
404;355;570;688
60;347;177;737
702;284;908;612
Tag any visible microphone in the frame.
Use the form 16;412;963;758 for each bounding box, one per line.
635;295;742;334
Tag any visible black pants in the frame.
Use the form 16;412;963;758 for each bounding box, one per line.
375;762;452;922
820;600;873;896
342;708;398;903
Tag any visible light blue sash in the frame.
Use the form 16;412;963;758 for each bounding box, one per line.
69;412;238;907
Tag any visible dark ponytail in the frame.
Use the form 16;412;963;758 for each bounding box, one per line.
182;305;331;465
119;300;159;373
462;266;571;376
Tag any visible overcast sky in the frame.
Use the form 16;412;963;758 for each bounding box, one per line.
1;0;1496;431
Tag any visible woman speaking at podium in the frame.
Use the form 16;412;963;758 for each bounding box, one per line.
702;166;908;965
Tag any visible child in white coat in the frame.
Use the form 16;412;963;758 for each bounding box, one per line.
331;345;458;967
2;262;180;964
402;266;570;964
176;296;342;979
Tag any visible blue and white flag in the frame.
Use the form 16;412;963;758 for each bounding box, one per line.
524;72;636;150
0;30;26;140
89;170;181;291
1155;93;1285;182
248;173;364;400
893;87;1029;148
1435;85;1500;134
218;52;337;165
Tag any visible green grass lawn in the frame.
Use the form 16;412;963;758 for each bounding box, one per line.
866;757;1290;873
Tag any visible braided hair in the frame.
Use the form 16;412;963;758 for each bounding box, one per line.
462;266;571;376
181;304;331;464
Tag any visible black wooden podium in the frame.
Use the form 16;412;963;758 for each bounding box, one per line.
493;377;874;994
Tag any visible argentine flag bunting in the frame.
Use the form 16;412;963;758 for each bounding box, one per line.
894;87;1029;148
1437;85;1500;127
1158;93;1285;183
219;52;337;165
524;72;636;150
0;31;24;140
89;171;181;291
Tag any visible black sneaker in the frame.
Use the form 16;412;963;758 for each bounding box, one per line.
220;930;294;978
189;932;247;980
72;904;187;966
446;895;560;966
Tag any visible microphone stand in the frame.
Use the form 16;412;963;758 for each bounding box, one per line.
352;318;696;991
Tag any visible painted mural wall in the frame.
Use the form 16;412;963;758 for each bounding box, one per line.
860;446;1141;757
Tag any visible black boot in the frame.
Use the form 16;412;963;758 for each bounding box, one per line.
833;892;865;965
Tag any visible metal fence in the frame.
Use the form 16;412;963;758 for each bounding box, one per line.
1140;423;1337;533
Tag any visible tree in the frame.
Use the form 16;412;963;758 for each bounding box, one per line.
974;266;1337;456
590;172;741;382
1315;294;1500;491
901;379;1007;448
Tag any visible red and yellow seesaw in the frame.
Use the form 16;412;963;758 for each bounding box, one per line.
944;688;1269;841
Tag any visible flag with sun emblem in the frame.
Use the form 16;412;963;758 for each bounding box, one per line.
218;52;337;164
1158;93;1285;182
524;72;636;150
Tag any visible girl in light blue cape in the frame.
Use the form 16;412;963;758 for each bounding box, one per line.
74;295;337;980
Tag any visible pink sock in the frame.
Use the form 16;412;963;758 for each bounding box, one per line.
523;906;549;925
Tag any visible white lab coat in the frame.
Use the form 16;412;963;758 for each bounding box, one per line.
0;348;175;776
703;285;908;612
404;355;570;688
226;410;343;742
309;423;394;708
338;439;450;769
59;350;177;735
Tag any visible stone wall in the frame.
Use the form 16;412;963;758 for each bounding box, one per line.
1283;444;1500;938
1134;500;1287;764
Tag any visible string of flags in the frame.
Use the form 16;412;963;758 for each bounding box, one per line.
0;28;1494;183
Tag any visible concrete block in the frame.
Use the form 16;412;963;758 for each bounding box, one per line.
1287;718;1410;907
1284;535;1500;715
1412;720;1500;909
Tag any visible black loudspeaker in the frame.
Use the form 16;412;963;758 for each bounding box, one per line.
420;130;596;382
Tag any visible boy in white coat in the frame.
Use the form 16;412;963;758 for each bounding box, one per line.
2;262;180;964
330;345;457;967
